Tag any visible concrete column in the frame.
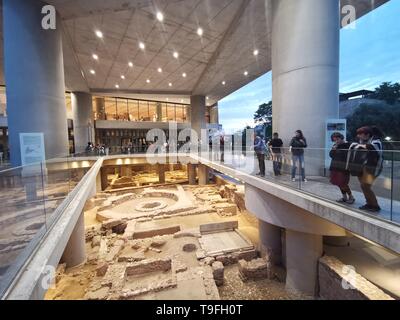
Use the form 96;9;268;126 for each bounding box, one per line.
3;0;69;166
72;92;94;154
156;102;162;122
271;0;339;150
158;164;166;184
285;230;323;296
61;212;86;268
100;167;109;190
121;165;132;177
190;95;206;139
187;163;197;185
198;164;209;185
258;220;282;265
95;97;106;120
210;103;219;124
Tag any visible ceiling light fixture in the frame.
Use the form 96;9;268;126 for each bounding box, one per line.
182;72;187;78
115;84;119;89
121;75;125;79
146;79;151;83
156;12;164;22
253;49;259;56
244;71;248;76
158;67;162;73
168;83;172;87
95;30;103;38
173;51;179;59
222;81;226;85
92;54;98;60
139;42;145;50
128;62;133;67
197;27;203;36
90;69;95;75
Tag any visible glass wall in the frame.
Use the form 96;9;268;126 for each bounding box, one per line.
93;96;189;123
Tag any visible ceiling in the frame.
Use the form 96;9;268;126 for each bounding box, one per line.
0;0;391;106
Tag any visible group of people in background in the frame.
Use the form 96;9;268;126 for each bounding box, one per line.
254;125;384;213
85;142;108;156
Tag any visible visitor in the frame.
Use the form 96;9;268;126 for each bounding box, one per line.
348;126;383;212
290;130;307;182
268;132;283;176
85;142;93;155
220;134;225;163
254;134;266;177
329;132;354;204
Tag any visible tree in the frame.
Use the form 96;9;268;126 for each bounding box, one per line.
253;101;273;139
346;103;400;142
370;82;400;105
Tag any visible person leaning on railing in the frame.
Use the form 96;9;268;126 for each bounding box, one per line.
347;126;383;213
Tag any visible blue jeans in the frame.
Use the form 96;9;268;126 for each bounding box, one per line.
291;154;305;180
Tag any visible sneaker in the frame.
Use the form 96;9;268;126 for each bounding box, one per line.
302;179;307;182
346;196;355;205
359;205;381;212
336;198;347;203
256;172;261;176
292;178;296;182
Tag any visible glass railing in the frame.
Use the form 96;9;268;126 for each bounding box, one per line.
0;155;94;297
198;146;400;225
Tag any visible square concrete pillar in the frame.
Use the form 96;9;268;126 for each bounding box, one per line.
198;164;209;185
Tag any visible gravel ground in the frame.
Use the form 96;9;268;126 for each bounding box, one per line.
218;265;313;300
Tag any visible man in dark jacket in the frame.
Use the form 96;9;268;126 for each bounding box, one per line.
290;130;307;182
352;126;383;212
268;132;283;176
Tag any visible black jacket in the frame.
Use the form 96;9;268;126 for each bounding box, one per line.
290;137;307;156
347;138;383;177
329;142;351;172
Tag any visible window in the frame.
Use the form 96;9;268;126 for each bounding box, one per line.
128;100;139;121
148;101;158;122
167;103;175;121
105;97;117;120
116;98;128;121
139;100;149;121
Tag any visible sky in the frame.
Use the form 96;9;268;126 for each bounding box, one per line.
219;0;400;132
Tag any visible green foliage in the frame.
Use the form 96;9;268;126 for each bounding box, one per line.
347;102;400;141
254;101;272;124
370;82;400;105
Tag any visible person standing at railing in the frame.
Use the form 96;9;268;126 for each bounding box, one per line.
290;130;307;182
268;132;283;176
254;134;266;177
348;126;383;213
329;132;355;204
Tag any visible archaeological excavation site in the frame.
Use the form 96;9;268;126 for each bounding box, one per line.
45;163;301;300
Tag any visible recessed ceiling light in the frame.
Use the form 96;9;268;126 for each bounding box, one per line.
146;79;151;83
182;72;187;78
166;98;169;101
173;51;179;59
206;96;209;100
121;75;125;79
90;69;95;75
253;49;259;56
181;99;184;103
222;81;226;85
158;67;162;73
156;12;164;22
197;27;203;36
168;82;172;87
92;54;98;60
244;71;248;76
128;62;133;67
139;42;145;50
95;30;103;38
115;84;119;89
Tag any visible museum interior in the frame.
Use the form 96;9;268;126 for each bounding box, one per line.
0;0;399;301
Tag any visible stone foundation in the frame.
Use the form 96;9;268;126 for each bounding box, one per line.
318;256;394;300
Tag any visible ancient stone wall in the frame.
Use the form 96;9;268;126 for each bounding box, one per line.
318;256;394;300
